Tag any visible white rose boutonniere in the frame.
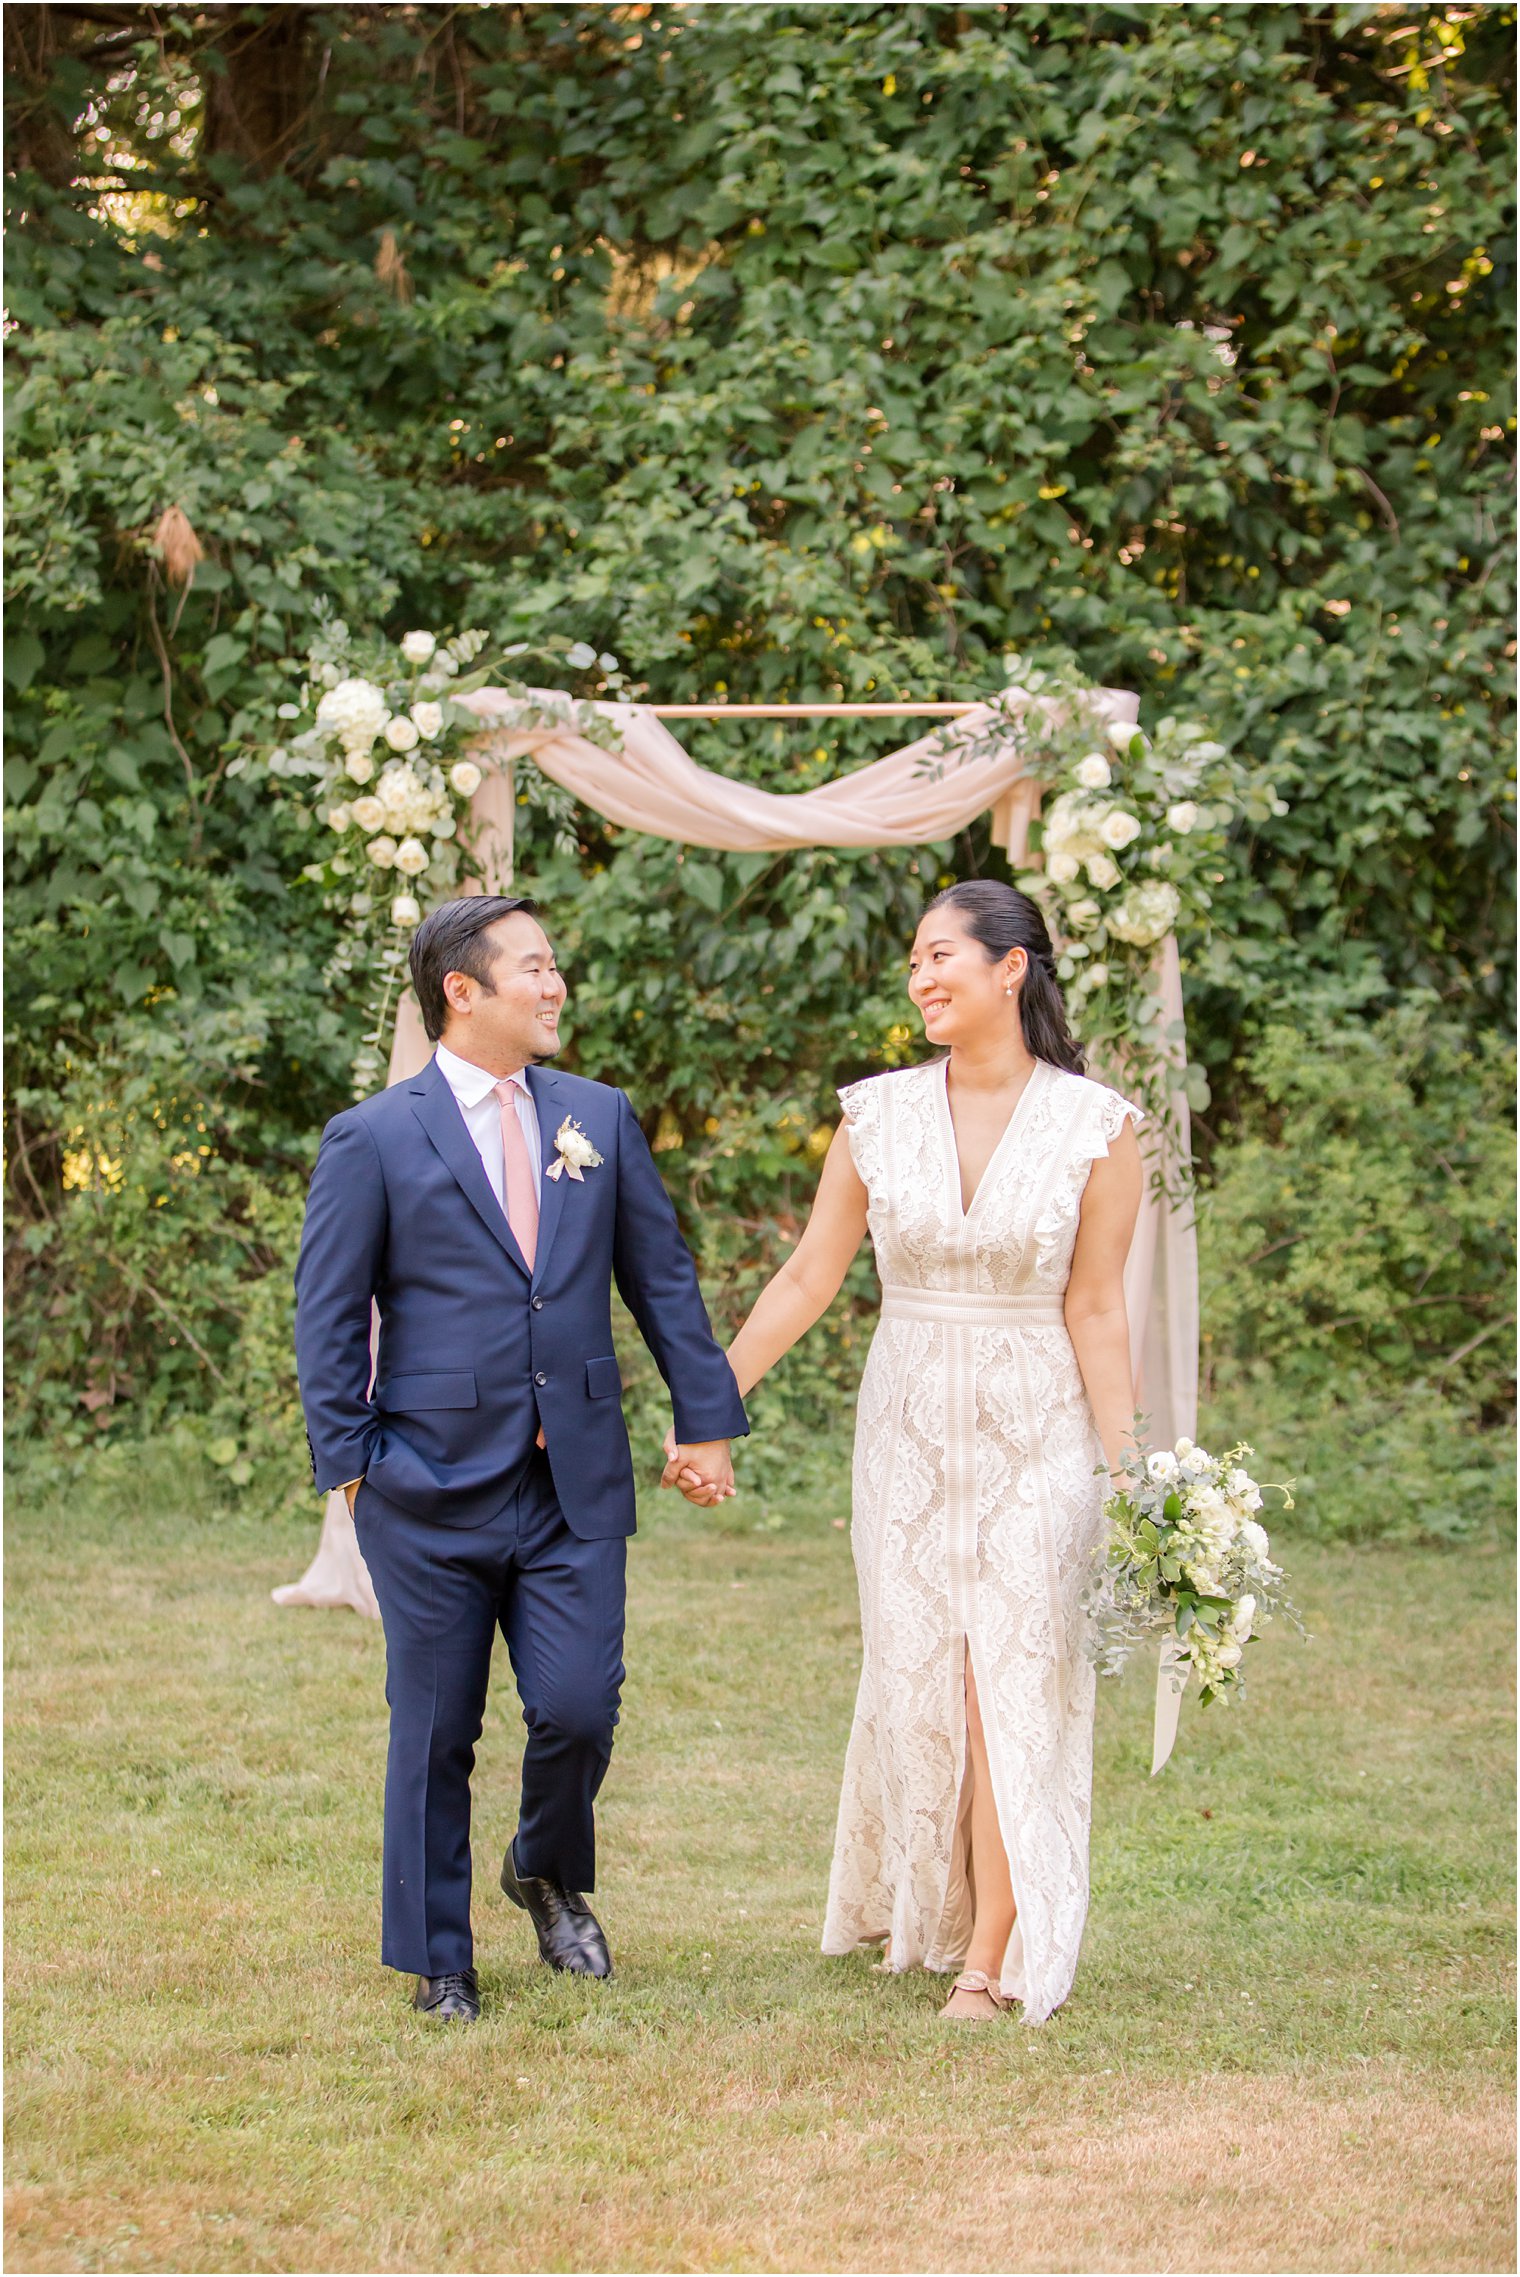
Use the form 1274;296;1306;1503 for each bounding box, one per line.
546;1115;604;1183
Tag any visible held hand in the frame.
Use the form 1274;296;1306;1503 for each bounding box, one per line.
659;1429;736;1507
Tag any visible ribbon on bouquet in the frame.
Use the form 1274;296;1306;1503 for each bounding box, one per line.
1151;1635;1189;1775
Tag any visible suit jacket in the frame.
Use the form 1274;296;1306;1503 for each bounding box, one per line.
294;1056;748;1538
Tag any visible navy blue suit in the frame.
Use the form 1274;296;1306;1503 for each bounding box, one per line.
294;1054;746;1975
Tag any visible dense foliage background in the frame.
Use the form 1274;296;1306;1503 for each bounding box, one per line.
6;1;1514;1536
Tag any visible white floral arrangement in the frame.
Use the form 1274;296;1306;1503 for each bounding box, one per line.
1083;1437;1299;1705
546;1115;604;1183
918;655;1287;1185
239;613;625;1093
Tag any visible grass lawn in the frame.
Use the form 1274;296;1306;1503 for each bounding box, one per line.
5;1446;1514;2275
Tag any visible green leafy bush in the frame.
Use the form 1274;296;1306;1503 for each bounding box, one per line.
4;5;1513;1481
1199;1004;1514;1541
6;1023;308;1471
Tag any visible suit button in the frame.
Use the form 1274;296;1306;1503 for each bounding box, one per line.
534;1371;548;1387
531;1297;544;1311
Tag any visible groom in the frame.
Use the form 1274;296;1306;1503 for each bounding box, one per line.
295;895;746;2021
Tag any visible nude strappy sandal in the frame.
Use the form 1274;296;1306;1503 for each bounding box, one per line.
940;1968;1011;2020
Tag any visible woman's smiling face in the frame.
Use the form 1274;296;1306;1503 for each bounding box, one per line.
907;905;1024;1048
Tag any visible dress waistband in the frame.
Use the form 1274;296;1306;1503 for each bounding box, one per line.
879;1285;1068;1327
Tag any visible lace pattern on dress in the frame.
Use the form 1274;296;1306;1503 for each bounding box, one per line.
822;1057;1141;2024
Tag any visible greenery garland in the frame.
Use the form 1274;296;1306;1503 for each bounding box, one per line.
244;616;627;1094
921;660;1285;1187
255;633;1276;1159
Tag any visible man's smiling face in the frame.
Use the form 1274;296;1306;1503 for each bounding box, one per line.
441;910;568;1069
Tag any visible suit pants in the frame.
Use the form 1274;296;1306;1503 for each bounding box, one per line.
355;1451;627;1977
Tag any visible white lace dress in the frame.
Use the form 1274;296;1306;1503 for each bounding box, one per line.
822;1054;1142;2023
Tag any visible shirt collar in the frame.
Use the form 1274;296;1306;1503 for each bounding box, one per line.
434;1041;526;1108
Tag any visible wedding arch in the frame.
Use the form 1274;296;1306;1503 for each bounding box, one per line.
273;684;1198;1622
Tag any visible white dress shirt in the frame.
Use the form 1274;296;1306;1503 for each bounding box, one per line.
434;1040;542;1213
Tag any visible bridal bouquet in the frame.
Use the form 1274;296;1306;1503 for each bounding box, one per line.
1084;1438;1298;1705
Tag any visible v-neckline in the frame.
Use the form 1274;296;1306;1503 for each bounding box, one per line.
936;1054;1047;1222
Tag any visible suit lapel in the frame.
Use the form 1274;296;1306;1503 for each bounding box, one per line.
409;1058;531;1280
526;1065;566;1289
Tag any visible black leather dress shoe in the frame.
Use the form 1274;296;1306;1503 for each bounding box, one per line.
500;1839;613;1978
412;1968;480;2021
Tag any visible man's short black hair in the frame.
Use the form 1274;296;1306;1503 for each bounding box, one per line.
408;895;539;1042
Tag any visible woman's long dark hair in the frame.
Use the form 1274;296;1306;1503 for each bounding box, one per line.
922;880;1085;1075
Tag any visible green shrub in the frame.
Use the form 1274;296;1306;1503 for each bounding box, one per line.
6;1023;308;1473
1199;1002;1514;1542
5;5;1512;1499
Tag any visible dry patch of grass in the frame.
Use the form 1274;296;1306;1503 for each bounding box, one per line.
5;1449;1514;2274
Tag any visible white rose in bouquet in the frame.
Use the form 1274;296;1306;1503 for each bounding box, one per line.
317;677;387;746
1166;800;1199;834
1047;852;1082;885
1075;754;1112;789
383;715;421;752
410;702;444;739
449;759;482;796
367;835;399;868
393;836;429;876
1231;1594;1257;1638
1107;717;1141;749
1065;897;1102;931
1240;1518;1271;1559
1041;791;1092;852
1226;1467;1264;1512
344;751;375;784
1099;808;1143;851
378;765;419;813
1085;853;1121;890
327;804;351;831
390;893;422;928
349;795;386;832
1146;1450;1179;1484
401;631;437;664
1108;880;1181;945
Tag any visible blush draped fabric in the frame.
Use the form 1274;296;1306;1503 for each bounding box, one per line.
274;685;1197;1618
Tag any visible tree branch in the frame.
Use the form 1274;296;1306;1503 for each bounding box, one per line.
144;567;201;847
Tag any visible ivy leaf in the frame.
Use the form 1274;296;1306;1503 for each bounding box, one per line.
4;633;44;692
680;863;724;914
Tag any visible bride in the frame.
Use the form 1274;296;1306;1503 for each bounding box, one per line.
670;879;1142;2021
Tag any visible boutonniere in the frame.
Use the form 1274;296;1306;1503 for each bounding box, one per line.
546;1115;604;1183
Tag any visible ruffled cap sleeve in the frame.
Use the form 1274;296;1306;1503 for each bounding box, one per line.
836;1074;886;1197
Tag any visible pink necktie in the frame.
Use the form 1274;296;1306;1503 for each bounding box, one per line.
494;1077;539;1272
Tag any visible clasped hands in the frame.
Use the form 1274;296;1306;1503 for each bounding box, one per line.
659;1429;736;1508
